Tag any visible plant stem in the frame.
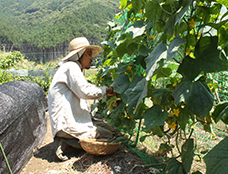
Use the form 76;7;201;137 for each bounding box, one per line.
0;142;13;174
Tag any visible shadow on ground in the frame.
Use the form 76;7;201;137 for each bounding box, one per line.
33;142;86;163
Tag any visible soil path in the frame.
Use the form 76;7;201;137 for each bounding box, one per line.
20;112;153;174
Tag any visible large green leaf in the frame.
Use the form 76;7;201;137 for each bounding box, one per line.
125;20;146;39
142;104;169;131
172;78;215;119
177;56;202;81
164;0;193;35
126;42;138;55
167;158;185;174
152;88;172;107
178;36;228;81
167;37;186;59
204;137;228;174
125;78;148;114
155;67;172;79
132;0;142;14
115;40;128;58
177;106;193;130
145;37;185;81
198;19;228;31
181;139;194;173
110;102;125;127
113;74;130;94
145;42;167;81
218;25;228;49
145;1;161;30
212;101;228;124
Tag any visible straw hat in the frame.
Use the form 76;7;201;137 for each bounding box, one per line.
62;37;102;62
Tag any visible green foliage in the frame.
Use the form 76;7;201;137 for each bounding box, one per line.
0;71;52;93
0;51;23;70
96;0;228;173
0;0;120;48
0;51;53;92
204;137;228;174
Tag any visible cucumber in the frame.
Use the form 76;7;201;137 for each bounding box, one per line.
111;136;129;143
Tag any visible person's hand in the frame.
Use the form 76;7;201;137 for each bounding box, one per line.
106;86;118;96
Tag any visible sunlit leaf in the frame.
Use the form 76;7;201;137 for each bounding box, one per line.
125;20;146;39
167;37;186;59
204;137;228;174
181;139;194;173
143;104;169;131
119;0;128;9
145;42;167;81
172;78;215;119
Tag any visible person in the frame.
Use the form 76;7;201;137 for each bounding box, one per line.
48;37;117;161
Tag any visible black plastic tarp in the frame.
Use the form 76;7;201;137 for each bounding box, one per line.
0;81;48;174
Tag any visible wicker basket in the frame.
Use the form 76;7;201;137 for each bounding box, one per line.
80;139;121;155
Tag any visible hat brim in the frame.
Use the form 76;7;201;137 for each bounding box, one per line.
62;45;102;62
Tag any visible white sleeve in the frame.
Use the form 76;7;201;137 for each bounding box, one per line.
67;62;106;99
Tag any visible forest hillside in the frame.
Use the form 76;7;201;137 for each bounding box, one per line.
0;0;120;62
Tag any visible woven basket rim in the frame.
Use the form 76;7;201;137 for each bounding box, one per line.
80;138;121;146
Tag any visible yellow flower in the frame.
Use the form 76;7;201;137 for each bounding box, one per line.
173;82;177;87
188;19;196;27
147;35;151;39
212;132;216;138
173;109;180;117
169;122;177;132
167;113;174;118
127;66;132;70
185;48;190;55
138;10;142;14
152;35;156;40
126;115;130;119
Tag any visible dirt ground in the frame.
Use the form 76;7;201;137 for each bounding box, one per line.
20;113;158;174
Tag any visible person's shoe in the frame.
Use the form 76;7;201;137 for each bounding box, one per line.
62;138;82;149
54;137;70;161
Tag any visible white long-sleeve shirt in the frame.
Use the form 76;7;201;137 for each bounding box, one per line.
48;61;106;139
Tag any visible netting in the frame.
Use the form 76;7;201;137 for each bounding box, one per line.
208;72;228;102
0;81;48;174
